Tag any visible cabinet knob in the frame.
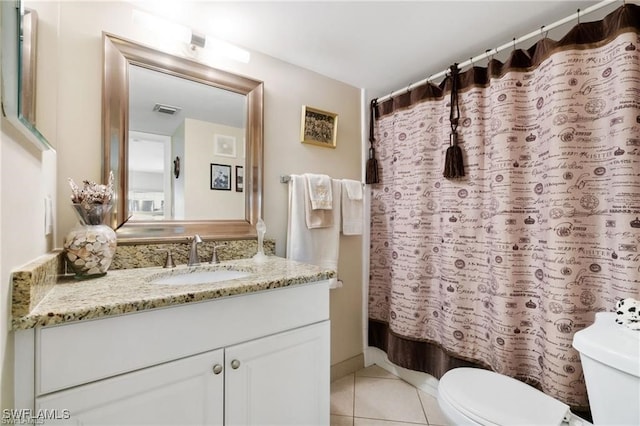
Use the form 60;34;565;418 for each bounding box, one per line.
230;359;241;369
212;364;223;375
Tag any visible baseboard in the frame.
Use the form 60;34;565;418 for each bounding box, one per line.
330;353;365;381
364;346;439;397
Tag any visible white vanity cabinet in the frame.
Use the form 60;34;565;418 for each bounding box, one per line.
37;348;226;425
17;281;330;425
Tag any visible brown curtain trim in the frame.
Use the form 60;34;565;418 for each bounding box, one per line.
368;319;489;378
376;4;640;118
368;319;592;417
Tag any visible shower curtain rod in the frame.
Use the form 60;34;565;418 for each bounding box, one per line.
376;0;619;104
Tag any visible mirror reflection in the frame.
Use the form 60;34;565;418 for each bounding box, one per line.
20;7;38;125
103;33;263;242
2;0;51;149
128;65;247;221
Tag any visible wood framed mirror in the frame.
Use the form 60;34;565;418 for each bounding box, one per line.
103;33;263;243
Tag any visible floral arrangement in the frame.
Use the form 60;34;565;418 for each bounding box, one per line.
68;171;114;225
68;171;114;206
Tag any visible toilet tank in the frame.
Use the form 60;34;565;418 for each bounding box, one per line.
573;312;640;425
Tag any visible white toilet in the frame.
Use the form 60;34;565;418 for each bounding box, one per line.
437;312;640;425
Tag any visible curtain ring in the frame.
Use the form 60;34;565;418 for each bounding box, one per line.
512;37;517;51
540;25;545;41
577;8;581;24
469;57;474;67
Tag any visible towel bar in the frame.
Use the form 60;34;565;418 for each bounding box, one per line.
279;175;364;186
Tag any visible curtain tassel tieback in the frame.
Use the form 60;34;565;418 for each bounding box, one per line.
444;131;465;179
443;64;465;179
366;98;380;184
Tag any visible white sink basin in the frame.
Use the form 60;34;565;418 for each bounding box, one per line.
150;270;251;285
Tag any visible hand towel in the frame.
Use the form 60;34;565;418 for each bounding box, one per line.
287;175;342;288
304;182;334;229
304;173;333;209
343;179;363;201
341;179;363;235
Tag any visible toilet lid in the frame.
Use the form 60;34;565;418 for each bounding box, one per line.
439;368;570;426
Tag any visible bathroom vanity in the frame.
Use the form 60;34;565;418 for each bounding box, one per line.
12;256;333;425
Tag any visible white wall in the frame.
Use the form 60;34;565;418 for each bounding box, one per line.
1;0;58;411
129;171;163;192
184;119;244;220
36;0;363;384
0;124;57;412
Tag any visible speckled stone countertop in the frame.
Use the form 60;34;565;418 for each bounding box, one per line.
12;256;335;330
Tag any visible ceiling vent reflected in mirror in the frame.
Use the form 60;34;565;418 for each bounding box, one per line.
152;103;181;115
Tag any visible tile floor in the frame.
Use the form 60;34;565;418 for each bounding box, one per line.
330;365;450;426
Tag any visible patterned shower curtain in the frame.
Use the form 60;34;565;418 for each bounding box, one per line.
369;5;640;410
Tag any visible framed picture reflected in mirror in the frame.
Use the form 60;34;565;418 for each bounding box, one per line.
236;166;244;192
210;163;231;190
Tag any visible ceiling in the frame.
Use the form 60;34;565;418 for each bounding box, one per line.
130;0;611;98
129;64;246;136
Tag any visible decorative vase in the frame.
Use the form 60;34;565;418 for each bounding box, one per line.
63;203;117;279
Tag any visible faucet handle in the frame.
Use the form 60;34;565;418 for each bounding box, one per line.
210;242;226;264
156;249;176;268
164;250;176;268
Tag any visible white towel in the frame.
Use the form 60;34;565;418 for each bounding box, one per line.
287;175;342;289
341;179;363;235
304;181;333;229
343;179;363;200
304;173;333;209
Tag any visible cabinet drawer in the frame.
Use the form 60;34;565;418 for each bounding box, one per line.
36;281;329;395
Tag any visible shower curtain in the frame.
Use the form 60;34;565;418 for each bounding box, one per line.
369;4;640;410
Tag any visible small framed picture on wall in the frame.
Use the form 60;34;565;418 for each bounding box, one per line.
210;163;231;190
236;166;244;192
300;105;338;148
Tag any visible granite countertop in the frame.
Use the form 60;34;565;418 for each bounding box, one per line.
12;256;335;330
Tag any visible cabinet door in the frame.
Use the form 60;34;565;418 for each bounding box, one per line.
36;349;224;425
225;321;330;426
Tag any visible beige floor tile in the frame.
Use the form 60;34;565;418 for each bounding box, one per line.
331;415;354;426
355;377;427;424
354;418;427;426
418;390;450;426
331;373;355;416
355;364;400;380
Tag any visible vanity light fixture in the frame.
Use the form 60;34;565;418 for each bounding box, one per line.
132;9;250;63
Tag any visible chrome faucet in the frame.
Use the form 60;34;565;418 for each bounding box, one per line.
188;234;203;266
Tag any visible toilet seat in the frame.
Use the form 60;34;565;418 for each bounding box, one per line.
438;368;571;426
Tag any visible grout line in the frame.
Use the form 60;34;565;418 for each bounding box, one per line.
351;372;356;426
354;415;429;425
356;374;401;380
417;387;431;425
